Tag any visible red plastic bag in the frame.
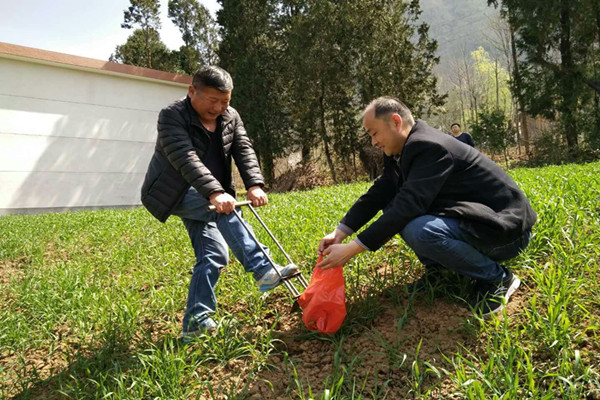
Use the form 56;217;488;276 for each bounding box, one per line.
297;256;347;334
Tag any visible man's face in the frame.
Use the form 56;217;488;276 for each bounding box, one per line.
363;109;405;156
188;85;231;122
451;124;461;134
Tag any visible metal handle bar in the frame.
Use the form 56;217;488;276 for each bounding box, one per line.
208;200;294;266
207;200;252;211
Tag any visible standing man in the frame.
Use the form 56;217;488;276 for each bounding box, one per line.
450;122;475;147
141;66;297;340
318;97;536;315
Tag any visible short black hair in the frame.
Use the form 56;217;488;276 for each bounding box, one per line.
192;66;233;92
366;96;415;125
451;123;461;128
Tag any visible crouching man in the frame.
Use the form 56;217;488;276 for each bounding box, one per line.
141;66;297;340
318;97;536;315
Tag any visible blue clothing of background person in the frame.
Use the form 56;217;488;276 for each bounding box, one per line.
450;122;475;147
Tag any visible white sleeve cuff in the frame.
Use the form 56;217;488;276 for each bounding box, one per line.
353;238;371;251
336;223;355;236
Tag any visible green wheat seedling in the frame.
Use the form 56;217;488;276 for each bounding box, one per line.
1;161;599;399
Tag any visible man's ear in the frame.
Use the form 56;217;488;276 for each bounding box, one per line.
188;85;195;97
392;113;403;130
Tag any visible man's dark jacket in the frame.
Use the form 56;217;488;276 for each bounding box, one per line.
141;97;264;222
341;120;536;251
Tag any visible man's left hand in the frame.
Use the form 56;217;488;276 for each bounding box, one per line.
317;241;364;270
247;186;268;207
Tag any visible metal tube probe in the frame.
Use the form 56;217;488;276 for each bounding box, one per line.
207;201;308;298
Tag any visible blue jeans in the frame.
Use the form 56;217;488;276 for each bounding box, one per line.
172;187;274;332
400;215;531;283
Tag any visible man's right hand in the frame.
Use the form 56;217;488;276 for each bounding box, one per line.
318;229;348;255
209;192;236;214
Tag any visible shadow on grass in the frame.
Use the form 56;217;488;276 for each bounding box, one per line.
10;326;188;400
10;274;490;400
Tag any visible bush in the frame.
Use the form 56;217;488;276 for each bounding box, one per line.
471;110;516;168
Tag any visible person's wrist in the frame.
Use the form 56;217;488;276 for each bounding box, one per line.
348;240;364;255
335;223;354;237
334;228;348;241
209;191;224;201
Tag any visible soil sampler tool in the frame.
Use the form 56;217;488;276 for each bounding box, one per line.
208;201;309;303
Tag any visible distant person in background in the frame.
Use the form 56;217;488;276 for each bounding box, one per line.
450;123;475;147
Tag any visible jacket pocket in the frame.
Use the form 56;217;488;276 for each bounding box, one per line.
141;154;166;197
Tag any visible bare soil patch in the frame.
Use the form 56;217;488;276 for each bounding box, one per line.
3;282;533;399
0;256;29;286
270;163;334;193
189;288;501;399
248;295;473;399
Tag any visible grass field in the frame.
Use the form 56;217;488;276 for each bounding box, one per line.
1;161;599;399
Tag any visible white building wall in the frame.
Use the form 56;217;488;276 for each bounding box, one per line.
0;52;190;215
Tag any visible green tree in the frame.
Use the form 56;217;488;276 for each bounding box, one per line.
356;1;445;115
168;0;219;74
471;109;516;167
354;0;444;178
282;0;361;182
110;29;177;72
217;0;291;183
121;0;161;30
111;0;177;72
488;0;600;152
217;0;444;183
471;47;511;113
282;0;444;181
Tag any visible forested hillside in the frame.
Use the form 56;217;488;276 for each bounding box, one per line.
419;0;500;82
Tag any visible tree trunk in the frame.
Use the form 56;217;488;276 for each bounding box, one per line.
595;92;600;141
260;122;275;184
559;0;578;151
514;99;521;155
459;75;466;128
262;155;275;185
319;83;337;183
144;27;152;68
462;54;475;128
510;22;530;156
495;59;500;111
301;144;311;165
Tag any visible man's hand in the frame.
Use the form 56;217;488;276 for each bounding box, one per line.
247;186;268;207
318;229;348;255
209;192;237;214
317;241;364;270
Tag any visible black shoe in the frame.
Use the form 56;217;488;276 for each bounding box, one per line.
406;264;444;293
470;267;521;316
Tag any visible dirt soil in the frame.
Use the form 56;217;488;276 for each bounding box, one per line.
0;257;29;286
244;296;473;399
2;279;530;400
270;163;334;193
194;289;531;400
